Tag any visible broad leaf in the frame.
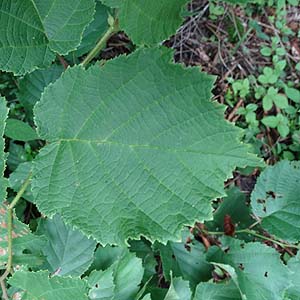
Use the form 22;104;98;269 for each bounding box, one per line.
33;47;260;245
0;97;8;202
119;0;189;45
251;160;300;242
88;251;144;300
194;281;241;300
0;0;95;74
100;0;121;8
38;214;97;276
207;237;290;300
8;270;89;300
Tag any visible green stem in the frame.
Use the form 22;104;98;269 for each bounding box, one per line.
200;228;300;250
0;173;32;289
81;17;119;67
9;173;32;210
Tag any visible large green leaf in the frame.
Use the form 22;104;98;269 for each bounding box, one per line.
251;160;300;242
0;97;8;203
207;237;290;300
38;214;97;276
32;47;260;245
8;270;89;300
119;0;188;45
0;0;95;74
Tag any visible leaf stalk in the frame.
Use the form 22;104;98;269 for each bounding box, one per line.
81;16;119;67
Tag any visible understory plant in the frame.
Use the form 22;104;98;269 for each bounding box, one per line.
0;0;299;300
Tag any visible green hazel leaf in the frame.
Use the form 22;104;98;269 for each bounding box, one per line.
251;160;300;242
88;268;115;299
273;94;288;109
89;245;125;272
18;65;64;118
38;214;97;276
32;47;260;245
141;294;152;300
205;187;253;235
5;119;38;141
88;251;144;300
285;87;300;103
129;238;157;283
285;254;300;299
194;281;241;300
207;237;291;300
9;162;33;202
261;116;278;128
0;97;8;203
119;0;189;45
164;277;192;300
156;240;212;288
0;203;46;268
0;0;95;75
8;270;89;300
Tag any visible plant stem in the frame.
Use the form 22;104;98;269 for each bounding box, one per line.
236;229;300;250
0;173;32;293
81;17;119;67
201;228;300;250
9;173;32;210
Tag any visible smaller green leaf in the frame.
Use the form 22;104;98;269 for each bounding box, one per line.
88;251;144;300
38;214;97;276
285;87;300;103
5;119;38;141
285;254;300;299
273;94;288;109
262;95;273;111
251;160;300;242
207;237;290;300
194;281;241;300
8;270;89;300
261;116;278;128
277;122;289;137
164;277;192;300
260;47;272;56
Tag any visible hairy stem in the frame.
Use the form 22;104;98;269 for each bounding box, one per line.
0;173;32;293
81;16;119;67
